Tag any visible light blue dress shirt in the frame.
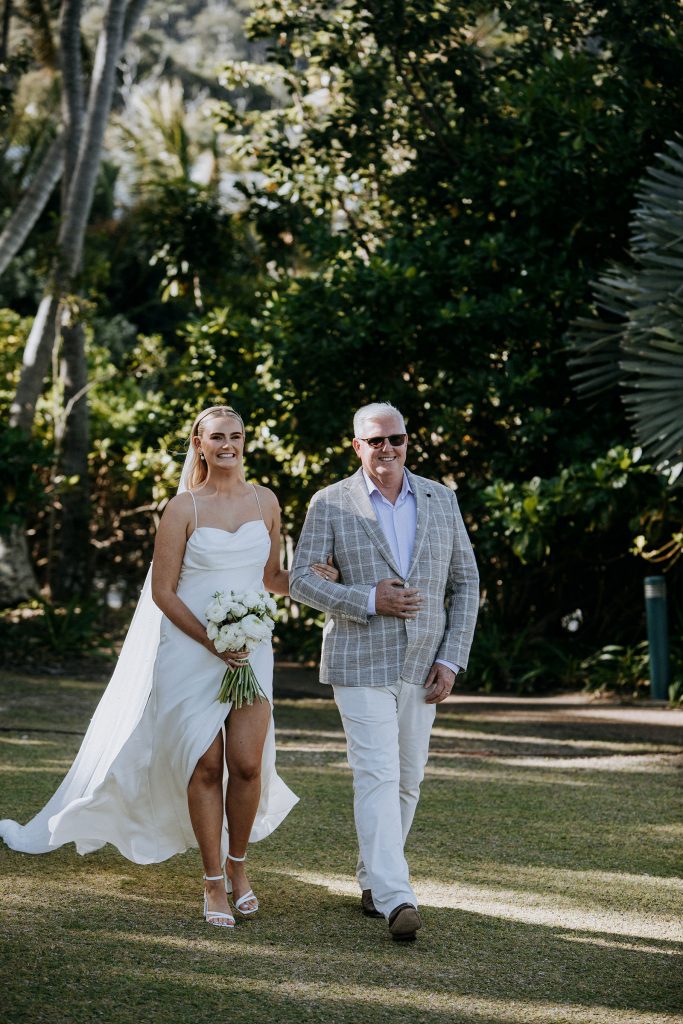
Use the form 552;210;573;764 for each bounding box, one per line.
363;470;458;675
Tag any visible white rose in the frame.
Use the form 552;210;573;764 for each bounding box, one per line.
214;638;229;653
224;623;246;650
207;621;219;641
230;601;247;617
265;597;277;615
206;599;226;623
241;613;269;641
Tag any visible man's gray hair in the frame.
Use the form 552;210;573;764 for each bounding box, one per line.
353;402;406;438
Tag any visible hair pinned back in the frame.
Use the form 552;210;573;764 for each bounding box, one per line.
186;405;245;489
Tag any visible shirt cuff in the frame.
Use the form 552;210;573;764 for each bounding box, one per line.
435;659;459;674
367;587;377;616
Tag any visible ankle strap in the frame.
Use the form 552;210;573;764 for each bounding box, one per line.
227;853;246;862
204;873;225;881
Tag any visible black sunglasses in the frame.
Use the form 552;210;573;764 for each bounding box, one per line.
359;433;408;449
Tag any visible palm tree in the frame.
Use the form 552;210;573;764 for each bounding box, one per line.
0;0;147;605
568;137;683;485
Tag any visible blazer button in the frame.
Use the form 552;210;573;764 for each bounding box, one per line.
403;580;410;588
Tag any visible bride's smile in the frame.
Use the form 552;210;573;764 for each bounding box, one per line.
197;419;246;471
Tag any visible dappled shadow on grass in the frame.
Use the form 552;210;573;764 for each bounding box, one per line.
270;864;683;942
433;717;682;758
2;865;681;1024
0;672;107;734
274;697;683;765
436;701;683;749
2;683;682;1023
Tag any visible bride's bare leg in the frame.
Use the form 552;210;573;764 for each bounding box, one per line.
225;700;272;909
188;732;232;924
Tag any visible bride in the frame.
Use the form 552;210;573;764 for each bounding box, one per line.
0;404;337;929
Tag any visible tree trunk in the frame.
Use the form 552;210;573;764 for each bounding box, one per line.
0;522;38;607
4;0;149;606
0;134;64;278
122;0;147;47
60;0;127;276
59;0;83;191
9;0;148;435
0;0;11;67
51;319;90;599
9;293;61;431
4;293;59;600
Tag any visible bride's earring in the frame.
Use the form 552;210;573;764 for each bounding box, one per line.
200;452;206;462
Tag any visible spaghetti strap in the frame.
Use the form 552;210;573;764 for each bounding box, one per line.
189;490;198;530
252;484;265;522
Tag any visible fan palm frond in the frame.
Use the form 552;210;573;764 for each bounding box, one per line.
567;137;683;481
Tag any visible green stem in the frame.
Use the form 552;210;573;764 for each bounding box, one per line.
217;660;267;708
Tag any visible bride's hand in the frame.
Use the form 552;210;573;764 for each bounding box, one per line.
311;555;339;583
218;647;250;670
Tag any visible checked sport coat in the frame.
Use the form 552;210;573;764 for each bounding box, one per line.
290;468;479;687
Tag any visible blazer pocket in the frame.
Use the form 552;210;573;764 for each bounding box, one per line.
427;533;452;572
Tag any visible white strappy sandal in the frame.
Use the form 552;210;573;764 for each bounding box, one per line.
203;873;236;928
226;853;259;917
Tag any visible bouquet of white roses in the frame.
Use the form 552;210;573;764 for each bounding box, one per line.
205;589;278;707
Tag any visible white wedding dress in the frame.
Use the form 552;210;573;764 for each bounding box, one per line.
0;504;298;862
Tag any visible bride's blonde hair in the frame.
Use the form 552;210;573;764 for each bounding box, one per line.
186;405;245;490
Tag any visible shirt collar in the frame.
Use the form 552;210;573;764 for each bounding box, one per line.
362;469;413;503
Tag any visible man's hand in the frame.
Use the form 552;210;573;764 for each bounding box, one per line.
375;578;422;619
424;663;456;704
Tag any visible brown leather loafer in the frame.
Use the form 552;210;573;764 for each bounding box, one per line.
361;889;383;918
388;903;422;941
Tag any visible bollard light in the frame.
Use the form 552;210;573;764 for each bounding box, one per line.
644;576;669;701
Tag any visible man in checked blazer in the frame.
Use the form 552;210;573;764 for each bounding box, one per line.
290;402;479;941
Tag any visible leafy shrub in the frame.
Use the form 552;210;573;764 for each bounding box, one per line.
0;425;50;529
579;642;651;699
0;596;116;666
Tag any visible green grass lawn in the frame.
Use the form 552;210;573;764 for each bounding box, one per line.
1;673;682;1024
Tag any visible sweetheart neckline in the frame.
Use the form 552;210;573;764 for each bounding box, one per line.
190;521;267;539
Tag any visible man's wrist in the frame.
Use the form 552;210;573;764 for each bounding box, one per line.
435;659;458;675
367;587;377;616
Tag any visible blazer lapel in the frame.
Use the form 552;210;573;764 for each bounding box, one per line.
406;470;430;579
344;469;402;577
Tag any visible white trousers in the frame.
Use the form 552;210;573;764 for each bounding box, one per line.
333;679;437;918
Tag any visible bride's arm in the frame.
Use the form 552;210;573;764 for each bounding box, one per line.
261;489;290;596
151;494;216;653
261;488;340;596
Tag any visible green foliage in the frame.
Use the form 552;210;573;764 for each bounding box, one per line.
0;310;50;527
0;424;49;528
271;599;327;665
136;179;243;308
3;1;683;685
214;0;683;666
580;642;651;699
481;447;650;566
225;0;683;478
35;595;107;654
568;137;683;480
466;612;583;694
0;596;114;663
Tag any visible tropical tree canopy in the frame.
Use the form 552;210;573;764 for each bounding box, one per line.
0;0;681;691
